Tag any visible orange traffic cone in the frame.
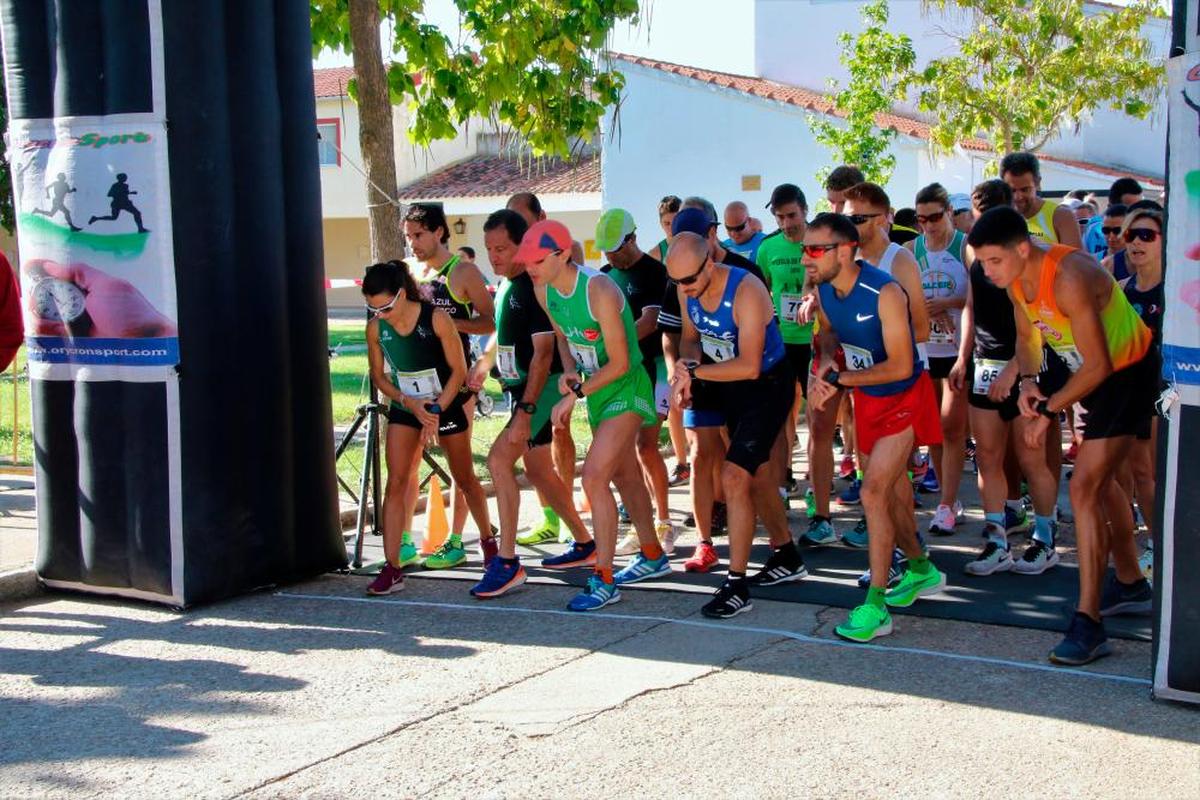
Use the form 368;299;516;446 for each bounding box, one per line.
420;474;450;555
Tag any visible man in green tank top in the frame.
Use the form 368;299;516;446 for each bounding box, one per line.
519;219;668;613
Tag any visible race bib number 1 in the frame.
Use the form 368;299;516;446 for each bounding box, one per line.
780;293;805;324
842;343;875;371
701;334;736;363
496;344;520;382
397;368;443;400
570;342;601;374
973;358;1006;395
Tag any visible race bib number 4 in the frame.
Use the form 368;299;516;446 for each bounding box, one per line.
570;342;601;375
496;344;520;382
700;334;736;363
842;343;875;371
973;358;1006;395
397;368;443;400
780;293;805;324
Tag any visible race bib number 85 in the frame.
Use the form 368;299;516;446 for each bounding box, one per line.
973;358;1006;395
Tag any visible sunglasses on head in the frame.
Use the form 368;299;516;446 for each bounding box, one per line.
916;210;946;225
802;242;850;258
1101;226;1123;236
725;221;748;233
847;212;883;226
365;288;403;317
1123;228;1160;244
676;256;709;286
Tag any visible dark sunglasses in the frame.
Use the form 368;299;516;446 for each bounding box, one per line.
364;289;402;317
1077;218;1091;227
847;213;883;225
802;242;850;258
1123;228;1161;244
725;221;748;233
676;256;709;286
916;210;946;225
1101;226;1124;236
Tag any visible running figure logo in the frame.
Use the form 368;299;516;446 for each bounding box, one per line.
32;173;82;231
89;173;149;233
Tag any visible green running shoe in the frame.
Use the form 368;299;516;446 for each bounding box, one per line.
396;533;420;568
516;520;559;546
835;603;893;642
885;566;947;608
804;488;816;519
423;536;467;569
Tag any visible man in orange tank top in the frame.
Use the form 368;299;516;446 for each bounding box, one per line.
969;207;1156;668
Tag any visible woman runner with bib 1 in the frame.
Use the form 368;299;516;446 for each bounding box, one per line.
361;261;494;596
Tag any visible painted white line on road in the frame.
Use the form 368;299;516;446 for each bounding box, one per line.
275;591;1152;687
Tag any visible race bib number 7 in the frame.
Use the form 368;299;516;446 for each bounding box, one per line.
397;368;443;400
973;358;1006;395
842;343;875;371
780;293;805;324
569;342;601;375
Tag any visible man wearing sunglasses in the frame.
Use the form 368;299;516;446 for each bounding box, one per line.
969;207;1155;666
805;213;946;642
722;201;767;262
668;232;802;618
1099;204;1130;280
999;152;1082;248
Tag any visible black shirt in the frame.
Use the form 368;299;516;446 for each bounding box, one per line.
969;260;1016;361
493;271;561;386
602;252;668;365
1123;277;1164;350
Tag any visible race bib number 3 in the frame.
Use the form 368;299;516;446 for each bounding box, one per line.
496;344;520;382
397;368;443;400
842;343;875;371
973;358;1006;395
570;342;601;375
700;333;736;363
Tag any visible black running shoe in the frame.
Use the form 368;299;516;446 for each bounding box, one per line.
701;580;753;619
711;501;728;535
749;545;809;586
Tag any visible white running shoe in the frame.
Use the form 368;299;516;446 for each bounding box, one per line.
964;538;1013;576
615;531;641;556
928;503;958;535
657;520;678;555
1011;538;1060;575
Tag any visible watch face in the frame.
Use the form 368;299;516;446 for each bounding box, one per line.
32;278;86;323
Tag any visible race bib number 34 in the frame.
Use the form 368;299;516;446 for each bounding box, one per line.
842;343;875;371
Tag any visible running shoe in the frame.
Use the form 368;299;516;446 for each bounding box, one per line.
856;548;907;589
832;425;845;454
541;539;597;569
614;552;672;585
516;520;559;546
1139;546;1154;585
712;501;728;534
838;478;862;506
801;516;838;546
617;503;631;524
928;503;958;536
397;533;420;568
1098;572;1153;617
657;520;678;556
1004;504;1031;535
366;563;405;595
918;464;940;494
1063;442;1079;465
783;468;799;496
701;580;753;619
964;539;1013;576
842;517;869;549
684;541;719;573
835;603;893;642
884;565;947;607
615;531;641;556
803;488;817;519
1011;538;1059;575
748;546;808;586
480;536;498;567
470;558;526;598
1049;612;1111;666
669;462;692;487
567;575;621;612
838;456;856;481
423;536;467;569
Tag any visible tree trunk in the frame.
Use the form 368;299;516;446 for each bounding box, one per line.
348;0;403;262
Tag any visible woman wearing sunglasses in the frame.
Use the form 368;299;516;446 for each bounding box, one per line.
1118;209;1164;576
361;260;494;596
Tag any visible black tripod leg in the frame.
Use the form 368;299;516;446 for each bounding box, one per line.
352;408;377;569
371;408;384;537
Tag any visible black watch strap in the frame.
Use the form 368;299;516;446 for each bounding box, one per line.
1035;399;1057;420
517;401;537;414
570;381;585;399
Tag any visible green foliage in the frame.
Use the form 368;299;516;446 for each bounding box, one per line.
808;0;916;187
0;68;13;235
311;0;640;157
915;0;1166;157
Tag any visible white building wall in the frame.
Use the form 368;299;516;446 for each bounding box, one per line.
752;0;1170;177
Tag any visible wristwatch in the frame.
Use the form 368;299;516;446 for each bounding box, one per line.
569;380;585;399
1034;399;1057;420
685;362;699;381
517;401;537;414
826;370;842;389
30;274;91;335
424;402;442;415
1019;374;1039;387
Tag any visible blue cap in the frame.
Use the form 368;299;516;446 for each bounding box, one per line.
671;207;716;238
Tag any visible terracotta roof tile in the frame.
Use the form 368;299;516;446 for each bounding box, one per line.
314;67;355;99
397;155;601;200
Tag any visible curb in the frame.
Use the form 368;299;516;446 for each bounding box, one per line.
0;568;41;605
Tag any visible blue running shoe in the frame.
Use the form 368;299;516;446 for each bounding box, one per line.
541;539;597;570
614;552;672;585
919;464;940;494
568;575;621;612
1049;612;1112;666
470;558;526;598
801;516;838;546
857;547;908;589
1004;504;1031;534
842;517;869;548
838;478;862;506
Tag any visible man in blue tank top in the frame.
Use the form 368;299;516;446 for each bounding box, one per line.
804;213;947;643
667;232;805;620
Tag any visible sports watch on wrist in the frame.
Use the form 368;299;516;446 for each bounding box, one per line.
424;402;442;415
685;362;699;381
517;401;537;414
1034;399;1056;420
569;380;585;399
